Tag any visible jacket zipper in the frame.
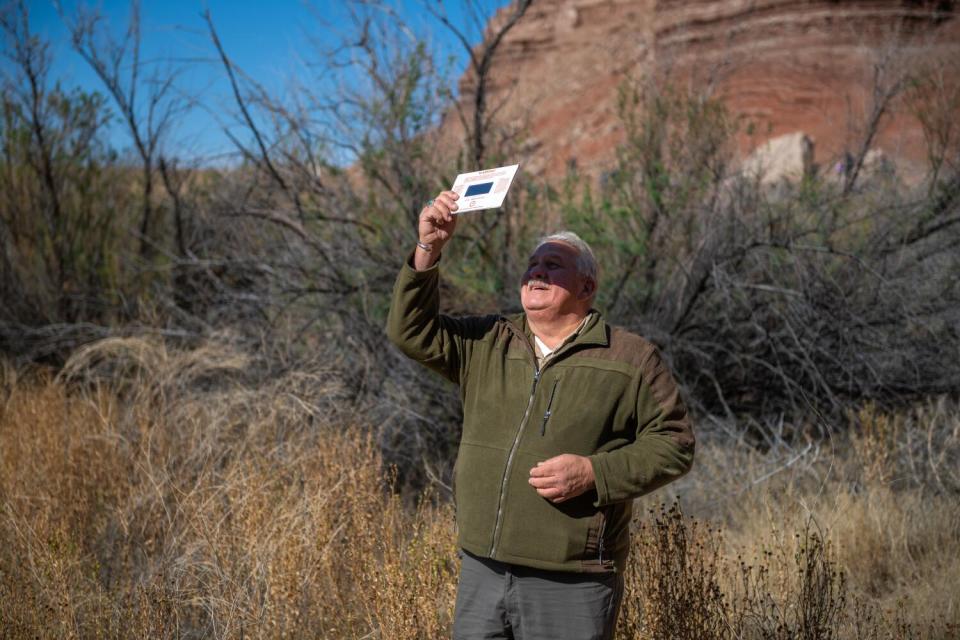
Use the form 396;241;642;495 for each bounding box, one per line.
540;379;559;436
489;365;540;557
489;320;584;558
597;506;609;564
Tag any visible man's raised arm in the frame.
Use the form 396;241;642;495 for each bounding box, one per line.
387;191;486;384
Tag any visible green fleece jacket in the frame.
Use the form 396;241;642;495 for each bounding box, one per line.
386;257;695;573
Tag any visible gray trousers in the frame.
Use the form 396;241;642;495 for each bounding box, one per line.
452;550;623;640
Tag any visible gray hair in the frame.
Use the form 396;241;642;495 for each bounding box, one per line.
535;231;599;285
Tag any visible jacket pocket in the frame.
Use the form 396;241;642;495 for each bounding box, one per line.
597;506;609;564
540;377;561;436
580;506;615;571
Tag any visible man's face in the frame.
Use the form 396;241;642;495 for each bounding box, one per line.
520;242;593;316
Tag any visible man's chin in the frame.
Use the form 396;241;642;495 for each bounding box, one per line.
521;301;553;314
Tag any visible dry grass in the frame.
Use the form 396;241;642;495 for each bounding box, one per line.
1;339;958;638
0;339;456;638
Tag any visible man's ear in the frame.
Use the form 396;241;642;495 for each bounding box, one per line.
579;277;596;300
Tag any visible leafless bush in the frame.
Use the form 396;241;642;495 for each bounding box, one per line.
0;1;131;329
730;522;848;640
557;70;960;427
909;51;960;190
618;502;727;639
59;0;185;267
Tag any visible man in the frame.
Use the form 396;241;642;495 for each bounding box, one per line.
387;190;695;639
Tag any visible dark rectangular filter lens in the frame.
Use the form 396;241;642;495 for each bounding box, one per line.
464;182;493;197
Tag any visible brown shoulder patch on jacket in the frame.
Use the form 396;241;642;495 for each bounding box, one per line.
576;325;657;372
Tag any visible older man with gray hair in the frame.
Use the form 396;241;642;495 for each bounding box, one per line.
387;190;695;639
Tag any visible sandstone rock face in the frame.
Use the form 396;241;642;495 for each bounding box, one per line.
451;0;960;182
741;132;814;184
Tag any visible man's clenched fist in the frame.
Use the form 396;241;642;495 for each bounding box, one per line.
414;190;459;270
528;454;596;503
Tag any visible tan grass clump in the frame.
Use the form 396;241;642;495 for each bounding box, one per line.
1;337;456;638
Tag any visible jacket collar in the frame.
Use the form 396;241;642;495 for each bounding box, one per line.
504;309;609;351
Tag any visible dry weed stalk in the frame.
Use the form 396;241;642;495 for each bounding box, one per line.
618;502;727;639
851;403;903;485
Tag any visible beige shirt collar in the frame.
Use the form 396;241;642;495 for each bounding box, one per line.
532;313;592;368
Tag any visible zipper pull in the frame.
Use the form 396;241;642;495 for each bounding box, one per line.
540;378;559;436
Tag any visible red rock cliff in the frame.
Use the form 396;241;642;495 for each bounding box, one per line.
450;0;960;181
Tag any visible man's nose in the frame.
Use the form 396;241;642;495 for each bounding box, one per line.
529;263;546;279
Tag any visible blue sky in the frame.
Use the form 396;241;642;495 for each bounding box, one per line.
22;1;508;164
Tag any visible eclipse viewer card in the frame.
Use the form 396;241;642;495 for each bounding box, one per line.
451;164;519;213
